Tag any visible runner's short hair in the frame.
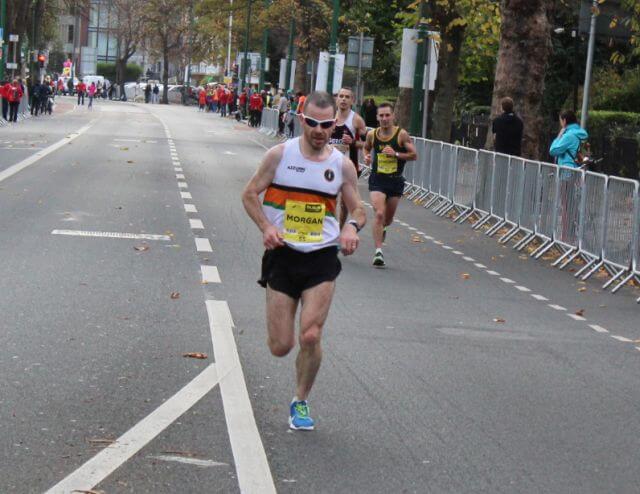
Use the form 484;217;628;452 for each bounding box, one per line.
339;87;354;95
377;101;394;112
304;91;337;113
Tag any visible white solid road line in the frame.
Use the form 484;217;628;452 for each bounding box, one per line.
52;230;171;241
195;237;213;252
201;265;221;284
44;364;221;494
190;219;205;230
206;300;276;494
0;120;95;185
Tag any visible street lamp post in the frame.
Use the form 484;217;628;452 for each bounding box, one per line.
240;0;252;93
284;19;295;92
409;0;428;136
0;0;6;80
581;0;598;129
326;0;339;95
259;0;270;91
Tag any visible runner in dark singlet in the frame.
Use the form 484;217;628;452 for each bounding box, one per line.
329;87;367;229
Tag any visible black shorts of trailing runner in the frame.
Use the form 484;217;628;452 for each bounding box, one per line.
258;245;342;299
368;173;405;198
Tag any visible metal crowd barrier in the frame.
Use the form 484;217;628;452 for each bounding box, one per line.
255;110;640;302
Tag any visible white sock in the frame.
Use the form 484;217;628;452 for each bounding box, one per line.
375;248;383;254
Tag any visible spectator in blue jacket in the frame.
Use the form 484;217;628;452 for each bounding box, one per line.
549;110;588;167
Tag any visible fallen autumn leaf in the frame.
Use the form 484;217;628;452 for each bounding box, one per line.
183;352;208;359
170;292;180;299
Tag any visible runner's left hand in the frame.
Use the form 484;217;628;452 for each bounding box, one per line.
340;227;359;256
342;133;353;145
382;146;395;156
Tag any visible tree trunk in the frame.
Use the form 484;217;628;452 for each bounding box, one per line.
162;47;170;104
395;88;413;130
431;24;465;142
117;59;126;100
486;0;552;159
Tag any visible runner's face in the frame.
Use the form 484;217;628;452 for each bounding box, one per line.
377;108;394;128
300;103;336;150
337;90;352;110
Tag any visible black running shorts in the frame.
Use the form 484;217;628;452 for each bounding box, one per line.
368;173;405;198
258;245;341;299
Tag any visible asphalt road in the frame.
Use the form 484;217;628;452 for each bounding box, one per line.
1;97;639;494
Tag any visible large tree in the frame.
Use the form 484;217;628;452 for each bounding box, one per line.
487;0;552;159
143;0;192;103
113;0;146;98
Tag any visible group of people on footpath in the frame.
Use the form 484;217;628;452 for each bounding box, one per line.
144;83;160;104
491;96;589;169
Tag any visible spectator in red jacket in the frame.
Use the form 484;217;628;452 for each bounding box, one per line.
8;79;23;122
219;88;229;118
1;80;10;121
77;80;86;105
239;89;248;120
249;91;264;127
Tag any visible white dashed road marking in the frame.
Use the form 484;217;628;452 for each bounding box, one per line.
515;286;531;292
178;182;188;189
184;204;198;213
201;265;221;284
590;324;609;333
486;270;500;276
611;335;633;343
181;192;192;199
190;219;205;229
500;278;516;284
195;237;213;252
531;294;549;301
548;304;567;311
568;314;587;321
52;230;171;241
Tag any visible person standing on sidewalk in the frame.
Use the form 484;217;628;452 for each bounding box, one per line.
1;79;10;121
77;80;86;105
364;102;417;267
242;90;366;430
490;97;524;156
8;80;23;122
277;90;289;135
152;84;160;103
31;80;42;116
549;110;589;168
249;90;264;127
87;82;96;109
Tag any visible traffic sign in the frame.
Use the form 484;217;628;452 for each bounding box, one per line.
9;34;19;42
6;62;18;69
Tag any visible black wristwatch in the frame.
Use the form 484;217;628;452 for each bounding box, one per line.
347;220;361;233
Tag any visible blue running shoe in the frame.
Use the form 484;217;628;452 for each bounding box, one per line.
289;400;315;430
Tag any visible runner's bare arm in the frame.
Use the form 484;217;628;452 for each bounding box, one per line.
353;114;368;150
363;130;374;165
339;157;367;256
398;129;418;161
242;144;286;249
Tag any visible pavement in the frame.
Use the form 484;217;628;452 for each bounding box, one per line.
1;97;639;494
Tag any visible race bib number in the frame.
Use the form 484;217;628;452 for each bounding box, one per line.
284;200;325;243
377;153;398;174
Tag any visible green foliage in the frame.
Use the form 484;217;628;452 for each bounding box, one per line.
591;66;640;112
587;111;640;135
97;62;143;82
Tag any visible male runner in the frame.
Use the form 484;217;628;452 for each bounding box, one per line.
364;102;417;267
329;87;368;229
242;91;366;430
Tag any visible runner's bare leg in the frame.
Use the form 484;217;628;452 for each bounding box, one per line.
370;191;387;249
296;281;335;400
266;287;298;357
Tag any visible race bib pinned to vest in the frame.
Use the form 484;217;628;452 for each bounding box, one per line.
284;200;325;243
377;153;398;174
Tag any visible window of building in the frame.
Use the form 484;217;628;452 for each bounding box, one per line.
67;25;74;44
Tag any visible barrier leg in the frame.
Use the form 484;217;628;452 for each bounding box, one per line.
610;272;635;294
472;213;492;230
498;224;519;244
552;247;575;267
581;260;604;281
514;231;535;250
532;239;555;258
575;257;597;278
486;219;506;237
558;250;582;270
602;268;627;290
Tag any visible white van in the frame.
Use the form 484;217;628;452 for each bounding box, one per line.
81;75;105;88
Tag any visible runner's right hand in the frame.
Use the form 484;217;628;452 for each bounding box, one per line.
263;225;284;249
